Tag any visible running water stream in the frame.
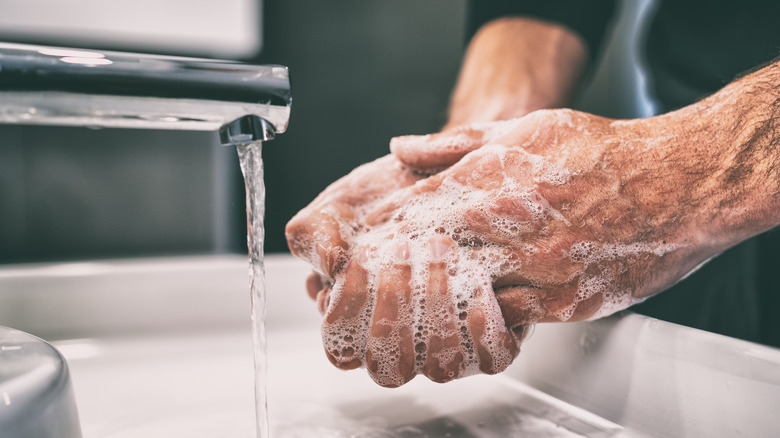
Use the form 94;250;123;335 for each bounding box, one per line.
236;141;269;438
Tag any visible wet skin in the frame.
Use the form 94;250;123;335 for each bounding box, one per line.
286;18;780;386
286;91;780;386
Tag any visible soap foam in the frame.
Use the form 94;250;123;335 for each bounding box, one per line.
318;170;533;385
311;139;681;385
565;240;681;321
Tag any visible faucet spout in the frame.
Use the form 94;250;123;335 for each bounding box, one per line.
220;115;276;146
0;42;291;143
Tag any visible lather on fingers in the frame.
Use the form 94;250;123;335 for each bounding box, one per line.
321;258;370;371
286;155;424;277
390;118;525;173
365;246;416;387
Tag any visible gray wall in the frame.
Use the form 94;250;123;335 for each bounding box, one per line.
0;127;226;262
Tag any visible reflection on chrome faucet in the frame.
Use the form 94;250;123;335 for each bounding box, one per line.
0;42;291;145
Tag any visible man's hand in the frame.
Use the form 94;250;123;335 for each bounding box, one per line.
387;55;780;343
306;108;710;387
286;109;702;387
389;110;713;326
286;155;424;291
286;37;780;388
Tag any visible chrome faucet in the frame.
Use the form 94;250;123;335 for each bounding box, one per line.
0;42;291;145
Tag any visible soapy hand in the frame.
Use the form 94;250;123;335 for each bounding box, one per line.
286;154;424;283
288;108;729;387
286;152;518;387
388;110;715;324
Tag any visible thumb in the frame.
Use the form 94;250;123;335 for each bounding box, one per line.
390;119;521;173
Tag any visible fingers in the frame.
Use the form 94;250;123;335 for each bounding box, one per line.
389;124;490;173
321;259;370;370
286;204;351;277
569;291;604;322
390;118;532;173
316;235;530;386
467;285;520;375
494;286;545;328
305;271;325;300
421;259;464;383
365;242;416;387
494;279;601;326
417;237;520;382
286;155;424;277
419;237;467;383
391;109;592;175
315;287;331;315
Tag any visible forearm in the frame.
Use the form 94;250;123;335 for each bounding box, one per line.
713;62;780;243
446;17;587;129
632;60;780;251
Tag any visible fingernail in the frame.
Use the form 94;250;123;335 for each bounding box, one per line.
429;237;451;260
317;242;348;277
315;242;328;270
395;241;410;260
315;242;333;275
357;246;371;265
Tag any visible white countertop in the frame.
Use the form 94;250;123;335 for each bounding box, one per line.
2;255;779;437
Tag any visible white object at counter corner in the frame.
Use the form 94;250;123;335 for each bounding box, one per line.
0;255;778;438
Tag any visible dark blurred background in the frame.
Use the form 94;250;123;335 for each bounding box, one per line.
256;1;469;255
0;0;651;263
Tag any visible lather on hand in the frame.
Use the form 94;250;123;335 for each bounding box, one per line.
286;13;780;387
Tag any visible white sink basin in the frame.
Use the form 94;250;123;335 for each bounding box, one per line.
1;255;779;437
